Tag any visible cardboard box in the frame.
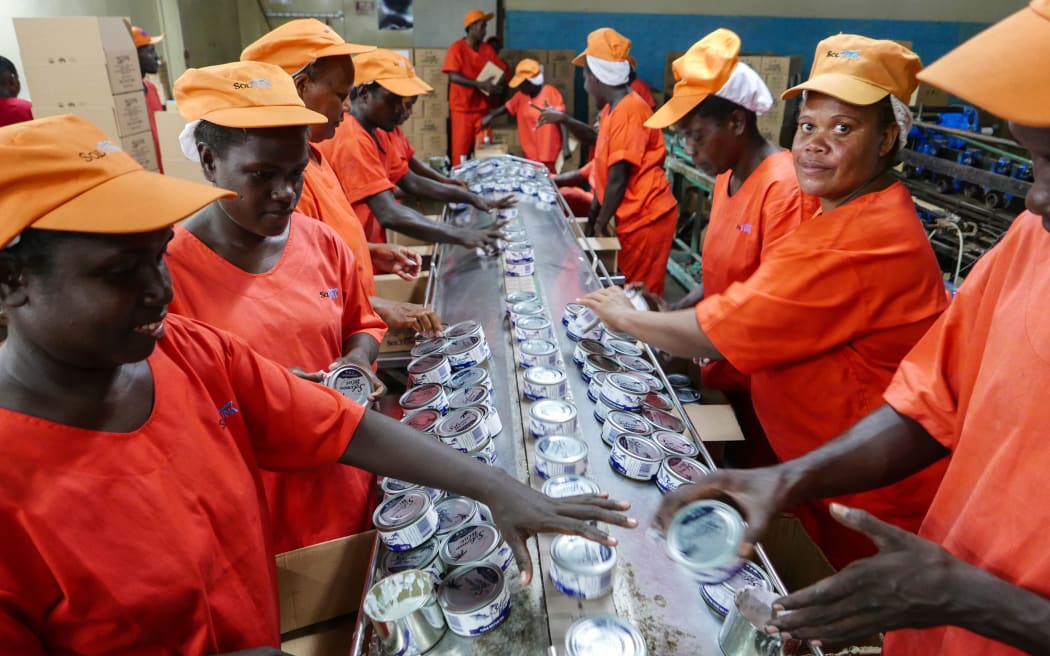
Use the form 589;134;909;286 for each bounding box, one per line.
547;61;576;87
111;90;150;135
387;215;441;247
23;62;122;106
911;82;950;107
281;616;356;656
416;64;445;87
546;49;576;66
154;108;188;170
30;101;120;138
120;130;160;172
276;531;376;633
14;17;142;95
475;142;509;159
412;48;446;67
374;271;432;352
414;116;444;134
416;133;448;159
575;234;621;273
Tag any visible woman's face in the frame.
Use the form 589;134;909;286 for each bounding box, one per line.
298;57;355;143
203;127;310;238
792;92;897;206
359;85;406;132
2;229;174;368
676;110;743;177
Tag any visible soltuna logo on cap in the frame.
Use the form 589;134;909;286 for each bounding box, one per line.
826;49;861;60
78;140;123;162
233;78;273;89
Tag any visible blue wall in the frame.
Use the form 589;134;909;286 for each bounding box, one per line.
506;11;990;93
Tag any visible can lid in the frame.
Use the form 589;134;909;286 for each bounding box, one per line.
445;320;481;338
505;241;533;251
448;366;488;390
606;411;653;435
524;366;566;386
615;354;655;373
379;538;442;575
700;560;772;618
615;434;663;462
642;407;687;433
652;431;700;457
364;569;436;622
606;339;643;357
511;300;544;317
635;372;664;392
606;372;649;395
675;387;702;404
445;334;483;356
551;534;617;575
399;383;443;408
585;354;624;373
407;352;447;374
563;302;585;318
521;338;557;356
435;496;479;535
440;522;501;566
530;399;577;423
666;500;746;571
448;385;490;409
325;364;372;405
379;476;420;495
516;315;551;331
577;338;613;357
400;408;442;433
644;392;674;412
410;337;447;358
434;406;485;438
565;615;647;656
536;435;588;463
373;489;431;530
438;563;506;613
542;474;601;498
506;291;538;304
662;456;710;483
666;372;692;388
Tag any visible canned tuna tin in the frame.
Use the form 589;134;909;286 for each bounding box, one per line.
582;354;624;382
501;226;528;242
445;319;486;343
529;399;578;437
438;564;511;637
434;496;480;538
380;476;419;497
550;534;617;599
444;334;489;369
497;207;518;219
573;338;614;367
364;569;446;656
667;499;747;585
567;307;603;341
439;522;514;572
615;354;655;374
400;408;442;434
378;537;447;582
465;432;497;464
609;433;664;481
503;241;534;263
675;387;702;404
600;328;636;346
642;407;687;434
600;372;649;411
373;489;440;552
643;391;675;413
410;337;447;358
504;259;535;277
655;456;710;494
522;366;570;401
407;353;452;386
565;615;647;656
635;371;664;392
447;385;492;411
606;339;644;358
514;315;553;342
534;435;588;479
447;366;493;397
666;372;692;388
562;302;585;326
504;290;538;315
510;300;545;324
434;407;490;451
587;371;609;402
593;395;617;423
323;364;374;406
519;338;560;369
399;383;450;416
700;560;772;618
601;411;653;446
472;403;503;438
651;430;701;458
542;474;602;498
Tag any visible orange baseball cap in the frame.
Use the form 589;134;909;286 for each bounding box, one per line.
131;25;163;48
464;9;495;28
354;49;433;96
0;115;232;249
783;34;921;105
174;61;327;128
508;58;542;88
918;0;1050;127
572;28;636;67
646;29;741;129
240;18;375;75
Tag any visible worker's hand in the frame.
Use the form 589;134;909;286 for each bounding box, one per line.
592;217;613;238
370;243;421;281
480;113;495;128
576;286;635;334
625;282;667;311
329;354;387;401
375;300;443;339
652;466;790;552
535;101;566;127
766;504;967;647
458;220;509;249
484;194;517;210
477;80;501;96
288;367;325;383
481;477;637;585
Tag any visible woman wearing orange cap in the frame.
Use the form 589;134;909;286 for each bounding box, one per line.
481;58;567;172
575;27;679;296
0;115;631;654
444;8;503;164
164;61;388;554
583;35;950;569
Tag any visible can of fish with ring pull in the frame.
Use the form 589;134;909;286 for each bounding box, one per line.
609;433;664;481
399;383;450;416
444;334;490;370
522;366;570;401
514;315;554;342
519;338;560;369
373;489;440;552
529;399;578;438
437;564;511;637
407;353;452;386
324;364;374;406
534;435;588;479
433;406;490;452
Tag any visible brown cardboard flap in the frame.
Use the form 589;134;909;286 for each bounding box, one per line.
276;531;376;634
281;615;357;656
683;403;745;443
761;514;835;592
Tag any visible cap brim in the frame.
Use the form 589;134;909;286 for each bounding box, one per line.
199;105;329;128
918;5;1050;126
508;73;529;88
32;169;233;236
377;77;434;96
317;42;377;58
782;73;889;106
572;51;637;69
645;93;707;129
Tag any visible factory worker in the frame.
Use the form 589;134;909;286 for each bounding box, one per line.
656;3;1050;653
481;58;568;172
164;61;386;554
576;27;678;295
643;30;820;396
0;114;633;653
443;8;504;165
132;26;166;173
319;48;511;246
240;20;441;337
582;35;950;568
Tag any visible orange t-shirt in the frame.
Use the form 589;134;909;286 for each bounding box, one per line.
144;79;164;173
505;84;565;164
0;314;363;653
166;215;385;553
629;78;657;109
696;182;950;566
318;114;398;243
442;39;501;112
593;92;677;235
700;150;818;391
882;211;1050;656
375;125;413;184
299;144;377;295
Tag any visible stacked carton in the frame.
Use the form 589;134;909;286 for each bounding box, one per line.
14;17;158;171
405;48;449;161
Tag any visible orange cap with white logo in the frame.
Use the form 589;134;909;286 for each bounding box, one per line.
782;34;921;106
240;18;374;75
354;49;433;97
131;25;163;48
918;0;1050;127
572;27;636;67
0;115;233;249
174;61;327;128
